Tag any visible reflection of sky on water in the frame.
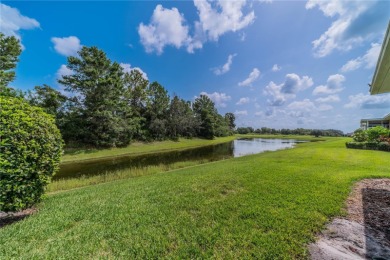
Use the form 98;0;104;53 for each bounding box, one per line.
58;138;303;179
233;139;298;157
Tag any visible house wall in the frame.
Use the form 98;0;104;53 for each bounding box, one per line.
360;119;390;130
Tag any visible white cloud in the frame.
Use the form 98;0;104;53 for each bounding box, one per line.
234;110;248;116
312;74;345;95
139;1;255;54
0;4;40;47
254;111;264;116
315;95;340;103
200;91;231;108
120;63;148;80
51;36;82;56
287;99;316;112
340;43;381;72
238;68;260;86
272;64;281;72
56;64;73;79
194;0;255;41
138;5;190;54
264;73;313;106
213;54;236;75
318;104;334;111
306;1;389;57
56;65;76;97
280;73;313;94
340;59;361;72
236;97;250;105
345;93;390;109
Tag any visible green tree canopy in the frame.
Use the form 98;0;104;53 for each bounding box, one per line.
58;46;129;147
193;95;218;139
0;33;22;97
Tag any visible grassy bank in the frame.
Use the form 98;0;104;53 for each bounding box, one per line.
48;159;214;193
2;137;389;258
54;134;322;192
62;136;236;163
235;133;329;141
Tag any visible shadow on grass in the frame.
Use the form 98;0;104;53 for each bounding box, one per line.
0;208;37;229
363;188;390;259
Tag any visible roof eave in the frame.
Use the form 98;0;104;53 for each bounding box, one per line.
370;21;390;95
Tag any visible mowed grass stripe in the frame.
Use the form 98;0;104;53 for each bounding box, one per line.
1;138;389;259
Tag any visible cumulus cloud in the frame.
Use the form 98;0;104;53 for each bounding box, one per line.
56;64;73;80
139;1;255;54
285;98;332;119
234;110;248;116
0;4;40;47
120;63;148;80
318;104;334;111
272;64;281;72
138;5;190;54
281;73;313;94
194;0;255;41
212;54;236;75
345;93;390;109
340;43;381;72
264;73;313;106
287;99;316;112
236;97;250;105
306;0;389;57
200;91;231;108
51;36;82;56
238;68;260;86
312;74;345;95
315;95;340;103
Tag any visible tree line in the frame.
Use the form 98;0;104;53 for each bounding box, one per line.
236;127;344;137
1;33;235;148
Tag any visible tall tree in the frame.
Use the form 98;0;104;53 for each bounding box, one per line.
145;81;170;140
58;46;128;147
168;95;199;139
224;112;236;132
0;33;22;97
193;95;218;139
27;84;68;116
123;69;149;140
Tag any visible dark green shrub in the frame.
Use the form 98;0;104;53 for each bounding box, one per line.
345;142;365;149
346;141;390;152
0;97;63;212
378;142;390;152
365;142;378;149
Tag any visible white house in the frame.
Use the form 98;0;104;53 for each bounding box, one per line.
360;21;390;129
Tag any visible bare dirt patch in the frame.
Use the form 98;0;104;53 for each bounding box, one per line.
309;178;390;259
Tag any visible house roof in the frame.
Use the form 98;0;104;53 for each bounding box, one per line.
360;118;387;122
384;113;390;120
361;113;390;122
370;21;390;95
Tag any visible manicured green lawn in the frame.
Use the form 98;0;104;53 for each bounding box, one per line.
62;136;236;163
1;138;389;258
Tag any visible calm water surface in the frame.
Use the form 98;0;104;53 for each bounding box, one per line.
56;138;304;180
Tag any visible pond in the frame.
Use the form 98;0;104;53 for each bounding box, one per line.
55;138;304;180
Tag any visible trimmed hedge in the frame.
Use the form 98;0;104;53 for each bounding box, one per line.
346;141;390;152
0;97;63;212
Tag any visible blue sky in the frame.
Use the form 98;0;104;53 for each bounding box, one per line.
2;0;390;133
